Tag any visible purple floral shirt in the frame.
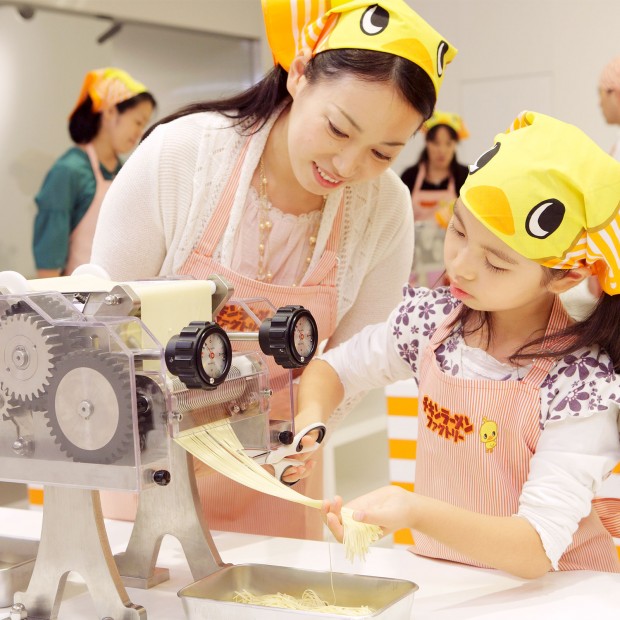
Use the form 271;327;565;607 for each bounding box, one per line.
392;285;620;430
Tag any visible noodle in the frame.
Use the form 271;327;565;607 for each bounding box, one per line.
174;421;382;561
232;588;374;615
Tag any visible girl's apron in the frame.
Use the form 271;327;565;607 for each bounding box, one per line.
412;298;620;571
178;138;342;539
410;163;456;288
64;144;112;275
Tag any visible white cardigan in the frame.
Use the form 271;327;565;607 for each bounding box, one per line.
91;109;414;352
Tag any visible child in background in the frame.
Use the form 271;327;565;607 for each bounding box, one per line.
296;110;620;578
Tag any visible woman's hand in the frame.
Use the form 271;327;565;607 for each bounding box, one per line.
278;430;322;484
323;486;415;540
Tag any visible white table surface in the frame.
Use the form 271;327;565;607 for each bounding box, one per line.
1;506;619;619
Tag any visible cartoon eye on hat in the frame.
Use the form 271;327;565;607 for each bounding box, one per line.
360;5;389;35
437;41;449;77
525;199;565;240
468;143;500;174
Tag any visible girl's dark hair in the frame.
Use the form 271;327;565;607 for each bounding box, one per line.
69;91;157;144
417;124;462;181
142;48;436;141
450;268;620;372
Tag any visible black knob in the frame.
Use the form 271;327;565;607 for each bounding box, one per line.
258;305;318;368
153;470;171;486
165;321;232;390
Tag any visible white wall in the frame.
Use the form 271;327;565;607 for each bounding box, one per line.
393;0;620;175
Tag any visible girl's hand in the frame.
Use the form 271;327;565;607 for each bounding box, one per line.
323;486;415;539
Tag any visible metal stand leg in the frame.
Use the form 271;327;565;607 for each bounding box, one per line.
114;441;227;589
13;486;145;620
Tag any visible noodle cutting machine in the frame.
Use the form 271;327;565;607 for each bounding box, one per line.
0;268;327;620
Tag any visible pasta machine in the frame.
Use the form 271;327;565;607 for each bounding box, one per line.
0;268;323;620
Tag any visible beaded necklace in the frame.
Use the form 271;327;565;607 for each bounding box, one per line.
257;156;325;286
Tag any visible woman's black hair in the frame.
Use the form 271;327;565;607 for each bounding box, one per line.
142;48;436;141
416;124;463;182
450;269;620;372
69;91;157;144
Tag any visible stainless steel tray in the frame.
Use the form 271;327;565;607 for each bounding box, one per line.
178;563;418;619
0;537;39;607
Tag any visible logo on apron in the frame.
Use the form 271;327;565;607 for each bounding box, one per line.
479;417;498;453
421;394;474;443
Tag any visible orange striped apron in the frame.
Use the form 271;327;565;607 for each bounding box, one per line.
412;297;620;572
410;163;455;287
64;144;112;275
178;137;343;539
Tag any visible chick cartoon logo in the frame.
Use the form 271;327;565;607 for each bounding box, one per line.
479;417;498;453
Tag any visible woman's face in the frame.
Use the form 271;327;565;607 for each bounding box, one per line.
425;125;457;169
103;100;154;155
285;59;424;195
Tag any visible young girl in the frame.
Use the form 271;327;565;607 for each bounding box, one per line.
296;110;620;577
33;67;156;277
91;0;457;539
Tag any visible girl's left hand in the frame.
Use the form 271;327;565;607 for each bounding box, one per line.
323;486;416;540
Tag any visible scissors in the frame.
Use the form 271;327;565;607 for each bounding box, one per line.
252;422;327;484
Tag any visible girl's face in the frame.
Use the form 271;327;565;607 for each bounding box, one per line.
285;60;424;194
103;100;154;155
444;200;556;313
425;125;457;169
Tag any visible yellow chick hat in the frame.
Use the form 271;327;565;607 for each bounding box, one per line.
71;67;148;115
261;0;456;97
423;110;469;140
460;110;620;295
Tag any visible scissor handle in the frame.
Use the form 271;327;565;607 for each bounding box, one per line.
266;422;327;464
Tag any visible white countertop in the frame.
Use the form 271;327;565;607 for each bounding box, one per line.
1;506;618;619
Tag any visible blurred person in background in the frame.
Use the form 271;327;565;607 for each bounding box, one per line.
599;54;620;161
33;67;156;277
400;111;469;286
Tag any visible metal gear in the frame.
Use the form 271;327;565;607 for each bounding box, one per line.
0;311;64;402
43;350;135;464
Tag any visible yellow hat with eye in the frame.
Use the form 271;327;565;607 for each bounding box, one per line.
261;0;456;97
460;110;620;295
423;110;469;140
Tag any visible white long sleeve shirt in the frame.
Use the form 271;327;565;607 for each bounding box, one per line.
321;286;620;569
91;109;414;355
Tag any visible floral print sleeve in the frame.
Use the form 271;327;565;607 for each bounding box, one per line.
542;344;620;434
391;285;461;385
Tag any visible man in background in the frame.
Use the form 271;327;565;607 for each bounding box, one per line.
599;55;620;161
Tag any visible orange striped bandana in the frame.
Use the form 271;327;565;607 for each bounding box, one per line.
460;111;620;295
261;0;456;97
71;67;148;115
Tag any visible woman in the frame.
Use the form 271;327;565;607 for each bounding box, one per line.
400;110;469;286
33;67;156;277
91;0;457;539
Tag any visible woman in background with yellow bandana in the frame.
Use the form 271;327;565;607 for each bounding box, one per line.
297;110;620;576
91;0;456;539
33;68;156;277
400;110;469;286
